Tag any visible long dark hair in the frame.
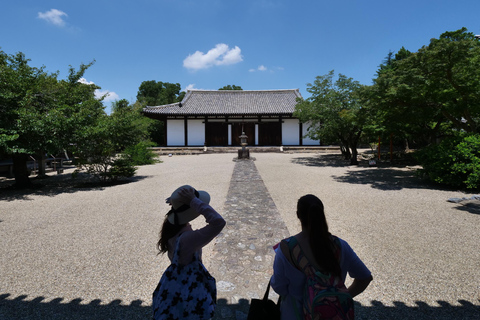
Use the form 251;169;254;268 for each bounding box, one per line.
157;216;186;255
296;194;341;276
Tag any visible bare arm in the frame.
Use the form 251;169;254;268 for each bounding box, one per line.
347;275;373;298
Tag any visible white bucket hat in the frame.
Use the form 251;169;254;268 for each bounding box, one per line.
166;185;210;225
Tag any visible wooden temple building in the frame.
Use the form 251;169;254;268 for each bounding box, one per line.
142;89;319;147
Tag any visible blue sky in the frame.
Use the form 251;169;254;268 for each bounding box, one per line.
2;0;480;113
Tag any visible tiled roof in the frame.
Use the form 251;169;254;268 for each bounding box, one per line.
142;89;302;116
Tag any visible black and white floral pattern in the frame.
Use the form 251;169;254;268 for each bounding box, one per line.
153;235;216;320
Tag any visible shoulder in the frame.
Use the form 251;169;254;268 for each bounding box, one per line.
278;235;299;265
336;237;354;253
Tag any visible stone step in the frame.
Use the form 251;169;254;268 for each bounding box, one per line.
150;146;340;155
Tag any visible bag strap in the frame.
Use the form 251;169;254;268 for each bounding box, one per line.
262;280;272;301
281;236;308;272
263;280;282;307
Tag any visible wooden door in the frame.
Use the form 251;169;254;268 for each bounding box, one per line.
258;122;281;146
206;122;228;146
231;123;255;146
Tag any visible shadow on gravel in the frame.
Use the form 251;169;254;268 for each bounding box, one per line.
292;154;418;169
0;174;149;202
331;168;428;191
291;154;449;191
291;154;352;167
1;293;478;320
452;201;480;215
355;299;480;320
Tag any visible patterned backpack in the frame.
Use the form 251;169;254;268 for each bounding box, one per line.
284;236;354;320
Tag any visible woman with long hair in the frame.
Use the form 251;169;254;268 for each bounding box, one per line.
271;194;373;320
153;185;226;320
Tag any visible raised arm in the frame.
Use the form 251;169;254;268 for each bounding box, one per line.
177;197;226;264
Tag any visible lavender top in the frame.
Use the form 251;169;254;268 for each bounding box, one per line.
167;197;226;266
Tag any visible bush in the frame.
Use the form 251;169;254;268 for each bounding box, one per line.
105;156;137;181
415;133;480;189
123;141;159;165
74;154;137;183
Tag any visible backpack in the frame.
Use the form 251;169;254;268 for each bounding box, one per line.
283;236;354;320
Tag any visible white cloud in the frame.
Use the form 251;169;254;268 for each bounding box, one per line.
96;90;119;102
38;9;68;27
78;78;94;85
249;65;268;72
249;65;285;73
185;84;196;91
78;78;119;102
258;65;267;71
183;44;243;70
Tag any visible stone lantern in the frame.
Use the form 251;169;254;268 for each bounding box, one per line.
238;131;250;159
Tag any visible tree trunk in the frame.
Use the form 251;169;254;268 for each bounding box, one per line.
404;139;410;152
350;147;359;165
348;131;361;165
338;137;351;160
37;151;47;178
12;153;33;188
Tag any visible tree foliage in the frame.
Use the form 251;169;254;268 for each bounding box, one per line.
294;71;368;164
73;99;150;183
415;133;480;189
218;85;243;90
136;80;185;106
136;80;185;146
0;49;104;187
371;27;480;148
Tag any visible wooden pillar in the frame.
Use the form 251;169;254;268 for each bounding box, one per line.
279;116;283;146
204;116;208;146
164;119;168;147
299;121;303;146
184;117;188;146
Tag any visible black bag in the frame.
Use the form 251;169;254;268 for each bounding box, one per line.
247;280;281;320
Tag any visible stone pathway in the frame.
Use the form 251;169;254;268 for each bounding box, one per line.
210;159;290;320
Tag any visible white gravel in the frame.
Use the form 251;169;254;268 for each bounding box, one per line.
0;153;234;306
1;152;479;311
254;152;480;308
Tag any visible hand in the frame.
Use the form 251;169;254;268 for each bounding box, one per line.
347;275;373;298
177;186;196;204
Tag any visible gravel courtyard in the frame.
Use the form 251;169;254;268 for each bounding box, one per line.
0;152;478;319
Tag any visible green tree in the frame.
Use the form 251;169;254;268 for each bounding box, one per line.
294;71;367;164
136;81;185;146
218;85;243;90
415;132;480;189
371;28;480;147
0;50;104;188
73;99;149;182
136;81;185;106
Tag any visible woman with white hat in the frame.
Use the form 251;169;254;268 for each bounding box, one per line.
152;185;226;320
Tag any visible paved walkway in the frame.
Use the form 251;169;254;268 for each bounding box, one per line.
210;159;290;320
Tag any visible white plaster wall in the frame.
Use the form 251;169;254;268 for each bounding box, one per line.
167;120;185;146
187;120;205;146
302;121;320;145
282;119;300;145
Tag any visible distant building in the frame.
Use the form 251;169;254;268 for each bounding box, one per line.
142;89;319;147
